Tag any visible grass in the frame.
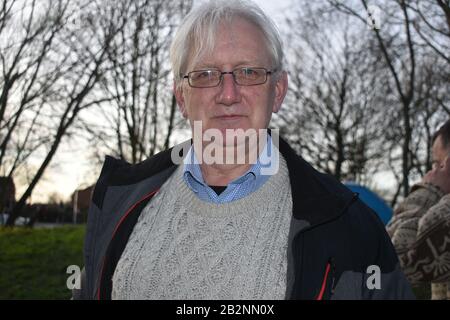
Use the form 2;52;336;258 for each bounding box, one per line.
0;225;85;300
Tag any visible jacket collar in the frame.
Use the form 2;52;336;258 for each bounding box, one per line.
277;135;355;227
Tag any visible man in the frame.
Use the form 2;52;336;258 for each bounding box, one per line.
73;0;414;300
387;120;450;299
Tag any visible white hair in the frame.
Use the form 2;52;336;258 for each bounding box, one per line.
170;0;285;87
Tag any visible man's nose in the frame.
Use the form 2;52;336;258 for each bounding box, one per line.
216;73;241;105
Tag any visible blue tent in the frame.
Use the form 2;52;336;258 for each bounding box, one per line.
344;182;393;225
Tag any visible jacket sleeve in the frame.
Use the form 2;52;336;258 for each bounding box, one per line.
387;183;450;284
71;156;128;300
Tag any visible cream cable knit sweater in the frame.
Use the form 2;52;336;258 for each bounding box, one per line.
112;154;293;300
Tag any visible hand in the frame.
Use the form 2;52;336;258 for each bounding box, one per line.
423;156;450;194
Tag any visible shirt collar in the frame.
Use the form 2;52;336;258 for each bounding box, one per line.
183;134;275;193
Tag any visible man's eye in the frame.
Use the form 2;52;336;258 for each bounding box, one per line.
200;71;213;77
194;71;212;79
241;68;263;79
243;68;256;75
191;70;216;80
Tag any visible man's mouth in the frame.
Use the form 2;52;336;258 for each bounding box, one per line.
213;115;246;120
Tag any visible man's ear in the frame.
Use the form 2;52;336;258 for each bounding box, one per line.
272;71;288;113
174;81;188;118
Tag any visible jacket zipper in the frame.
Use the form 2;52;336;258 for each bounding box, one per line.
316;258;336;300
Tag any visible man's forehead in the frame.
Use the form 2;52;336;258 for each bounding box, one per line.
185;18;270;70
189;39;270;69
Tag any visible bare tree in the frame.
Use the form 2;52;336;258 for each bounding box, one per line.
294;0;450;205
0;0;69;177
324;0;422;199
408;0;450;66
4;0;129;226
278;5;389;184
278;0;447;206
83;0;192;164
407;0;450;118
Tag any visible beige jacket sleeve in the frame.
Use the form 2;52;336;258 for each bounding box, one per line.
387;183;450;284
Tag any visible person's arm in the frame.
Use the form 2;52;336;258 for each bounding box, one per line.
387;183;450;284
395;194;450;283
387;157;450;284
386;183;443;243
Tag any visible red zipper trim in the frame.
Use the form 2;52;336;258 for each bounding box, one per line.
96;188;160;300
316;262;331;300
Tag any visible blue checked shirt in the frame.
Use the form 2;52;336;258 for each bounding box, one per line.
183;135;278;203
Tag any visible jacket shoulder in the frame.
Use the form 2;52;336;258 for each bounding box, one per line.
91;140;190;208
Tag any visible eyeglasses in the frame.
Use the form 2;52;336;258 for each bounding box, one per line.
182;67;276;88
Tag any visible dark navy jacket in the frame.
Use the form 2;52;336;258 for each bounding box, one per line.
73;137;415;300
